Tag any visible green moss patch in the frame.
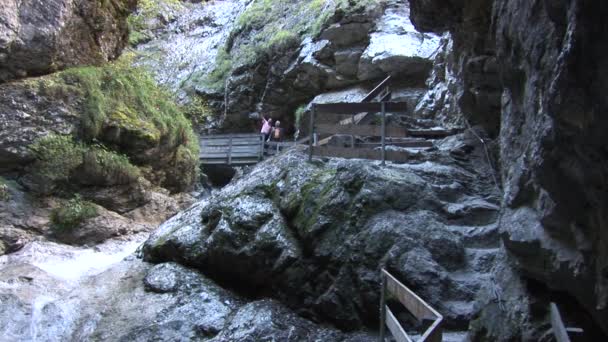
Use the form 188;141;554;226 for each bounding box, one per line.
51;195;98;232
29;135;142;191
30;55;200;192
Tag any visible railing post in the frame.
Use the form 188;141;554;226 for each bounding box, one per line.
309;104;316;162
259;134;264;160
381;102;386;165
351;113;356;148
379;271;387;342
228;134;233;165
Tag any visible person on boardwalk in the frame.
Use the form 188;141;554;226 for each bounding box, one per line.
270;121;283;141
260;116;273;141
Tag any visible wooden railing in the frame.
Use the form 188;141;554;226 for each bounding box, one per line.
200;134;310;165
309;101;412;164
379;269;443;342
199;133;264;165
339;75;392;126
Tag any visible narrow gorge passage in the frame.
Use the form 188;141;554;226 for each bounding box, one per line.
1;0;607;341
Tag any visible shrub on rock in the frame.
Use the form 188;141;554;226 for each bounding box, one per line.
51;195;98;232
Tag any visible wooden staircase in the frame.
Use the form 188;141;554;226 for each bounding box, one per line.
308;76;458;164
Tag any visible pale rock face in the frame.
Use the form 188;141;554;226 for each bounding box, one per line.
0;0;136;83
358;4;441;81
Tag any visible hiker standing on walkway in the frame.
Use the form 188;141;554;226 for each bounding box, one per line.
260;116;273;141
270;121;283;141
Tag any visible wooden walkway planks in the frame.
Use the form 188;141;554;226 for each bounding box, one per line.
316;124;409;137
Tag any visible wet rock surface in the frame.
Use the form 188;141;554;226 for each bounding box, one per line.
0;0;136;83
134;0;441;131
410;0;608;339
0;235;376;341
143;131;501;330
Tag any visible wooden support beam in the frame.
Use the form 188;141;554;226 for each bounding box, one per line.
362;75;392;102
379;269;443;342
379;273;387;342
315;124;410;137
385;307;413;342
310;146;412;163
550;303;571;342
382;270;441;321
315;102;408;114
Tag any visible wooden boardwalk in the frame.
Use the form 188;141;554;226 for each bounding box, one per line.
200;134;264;165
200;77;457;166
199;134;299;165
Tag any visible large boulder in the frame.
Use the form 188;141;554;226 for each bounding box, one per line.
358;3;440;82
0;0;137;83
143;136;501;330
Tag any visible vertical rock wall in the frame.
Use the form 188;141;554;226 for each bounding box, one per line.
409;0;608;338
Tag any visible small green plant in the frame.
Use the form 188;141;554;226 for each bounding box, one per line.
51;195;98;232
182;96;215;126
29;135;142;189
266;30;300;52
81;146;141;186
294;105;307;131
29;135;85;184
0;177;9;201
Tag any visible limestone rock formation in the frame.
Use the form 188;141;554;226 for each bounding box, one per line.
409;0;608;338
0;0;136;83
143;131;501;330
133;0;441;131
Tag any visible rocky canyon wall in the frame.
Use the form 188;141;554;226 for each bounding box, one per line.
0;0;136;83
409;0;608;338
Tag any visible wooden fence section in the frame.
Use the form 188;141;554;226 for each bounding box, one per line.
315;101;408;114
200;133;264;165
340;75;392;126
379;269;443;342
310;101;421;164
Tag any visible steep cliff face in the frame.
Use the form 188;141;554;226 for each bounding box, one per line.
0;0;202;255
410;0;608;338
0;0;137;83
133;0;441;132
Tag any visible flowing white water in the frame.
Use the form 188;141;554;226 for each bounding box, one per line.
0;233;150;342
0;233;148;283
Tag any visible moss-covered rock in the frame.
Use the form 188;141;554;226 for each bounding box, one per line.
1;56;199;193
